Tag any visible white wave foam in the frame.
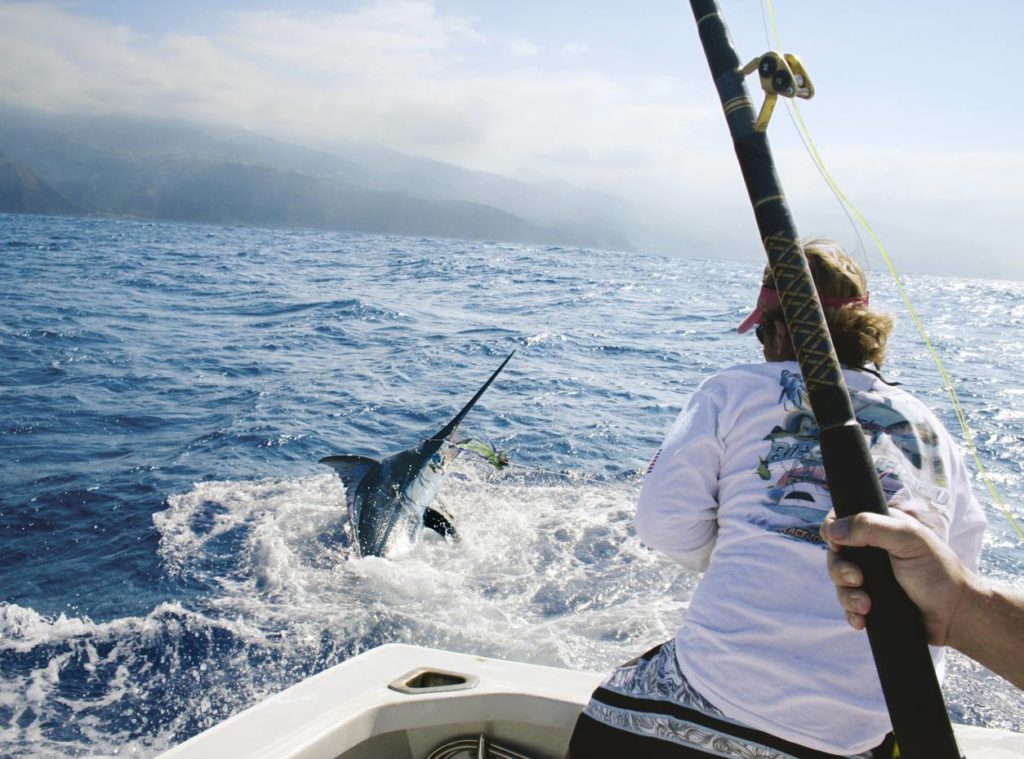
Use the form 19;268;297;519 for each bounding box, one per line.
524;332;567;346
0;601;274;758
2;604;104;653
149;463;693;672
153;473;345;585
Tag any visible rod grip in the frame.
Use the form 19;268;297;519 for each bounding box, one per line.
819;423;960;757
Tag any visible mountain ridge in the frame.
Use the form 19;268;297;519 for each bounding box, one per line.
0;151;77;216
0;108;635;250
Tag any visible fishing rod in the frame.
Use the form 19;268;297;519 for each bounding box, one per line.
687;1;961;757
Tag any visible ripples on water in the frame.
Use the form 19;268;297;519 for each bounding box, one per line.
1;214;1022;756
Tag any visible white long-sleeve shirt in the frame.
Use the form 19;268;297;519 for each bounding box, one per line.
636;361;987;754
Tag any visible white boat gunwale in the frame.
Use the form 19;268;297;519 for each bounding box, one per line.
155;643;1024;759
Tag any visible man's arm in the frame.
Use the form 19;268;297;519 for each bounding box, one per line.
821;510;1024;690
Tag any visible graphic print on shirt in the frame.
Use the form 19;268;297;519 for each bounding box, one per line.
753;372;949;546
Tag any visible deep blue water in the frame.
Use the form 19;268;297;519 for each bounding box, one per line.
1;213;1022;756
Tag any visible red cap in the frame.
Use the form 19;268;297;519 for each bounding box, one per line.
737;286;869;334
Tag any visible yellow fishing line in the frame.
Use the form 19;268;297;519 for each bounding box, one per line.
762;0;1023;541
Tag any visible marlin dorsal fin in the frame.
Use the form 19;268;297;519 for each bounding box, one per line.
319;454;378;489
319;455;380;546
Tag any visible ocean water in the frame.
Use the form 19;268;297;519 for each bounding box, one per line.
1;213;1022;757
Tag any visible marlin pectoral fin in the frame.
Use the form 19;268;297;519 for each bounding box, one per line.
423;505;458;541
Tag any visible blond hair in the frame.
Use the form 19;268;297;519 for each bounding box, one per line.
763;239;895;368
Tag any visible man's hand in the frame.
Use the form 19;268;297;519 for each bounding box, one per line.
820;509;967;647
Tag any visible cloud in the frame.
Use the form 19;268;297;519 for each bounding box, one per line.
507;38;540;58
223;2;483;79
0;1;1020;277
0;1;707;186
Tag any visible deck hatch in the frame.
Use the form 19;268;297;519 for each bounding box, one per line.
388;667;480;694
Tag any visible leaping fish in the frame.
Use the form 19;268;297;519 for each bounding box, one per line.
319;352;514;558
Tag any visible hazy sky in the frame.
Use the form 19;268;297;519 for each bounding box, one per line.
1;1;1022;278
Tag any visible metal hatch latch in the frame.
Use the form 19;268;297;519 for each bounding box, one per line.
738;52;814;132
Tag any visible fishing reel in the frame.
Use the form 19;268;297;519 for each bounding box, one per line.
738;52;814;132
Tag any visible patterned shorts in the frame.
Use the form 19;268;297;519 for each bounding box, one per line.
568;640;893;759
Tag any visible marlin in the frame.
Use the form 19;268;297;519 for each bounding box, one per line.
319;352;514;558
